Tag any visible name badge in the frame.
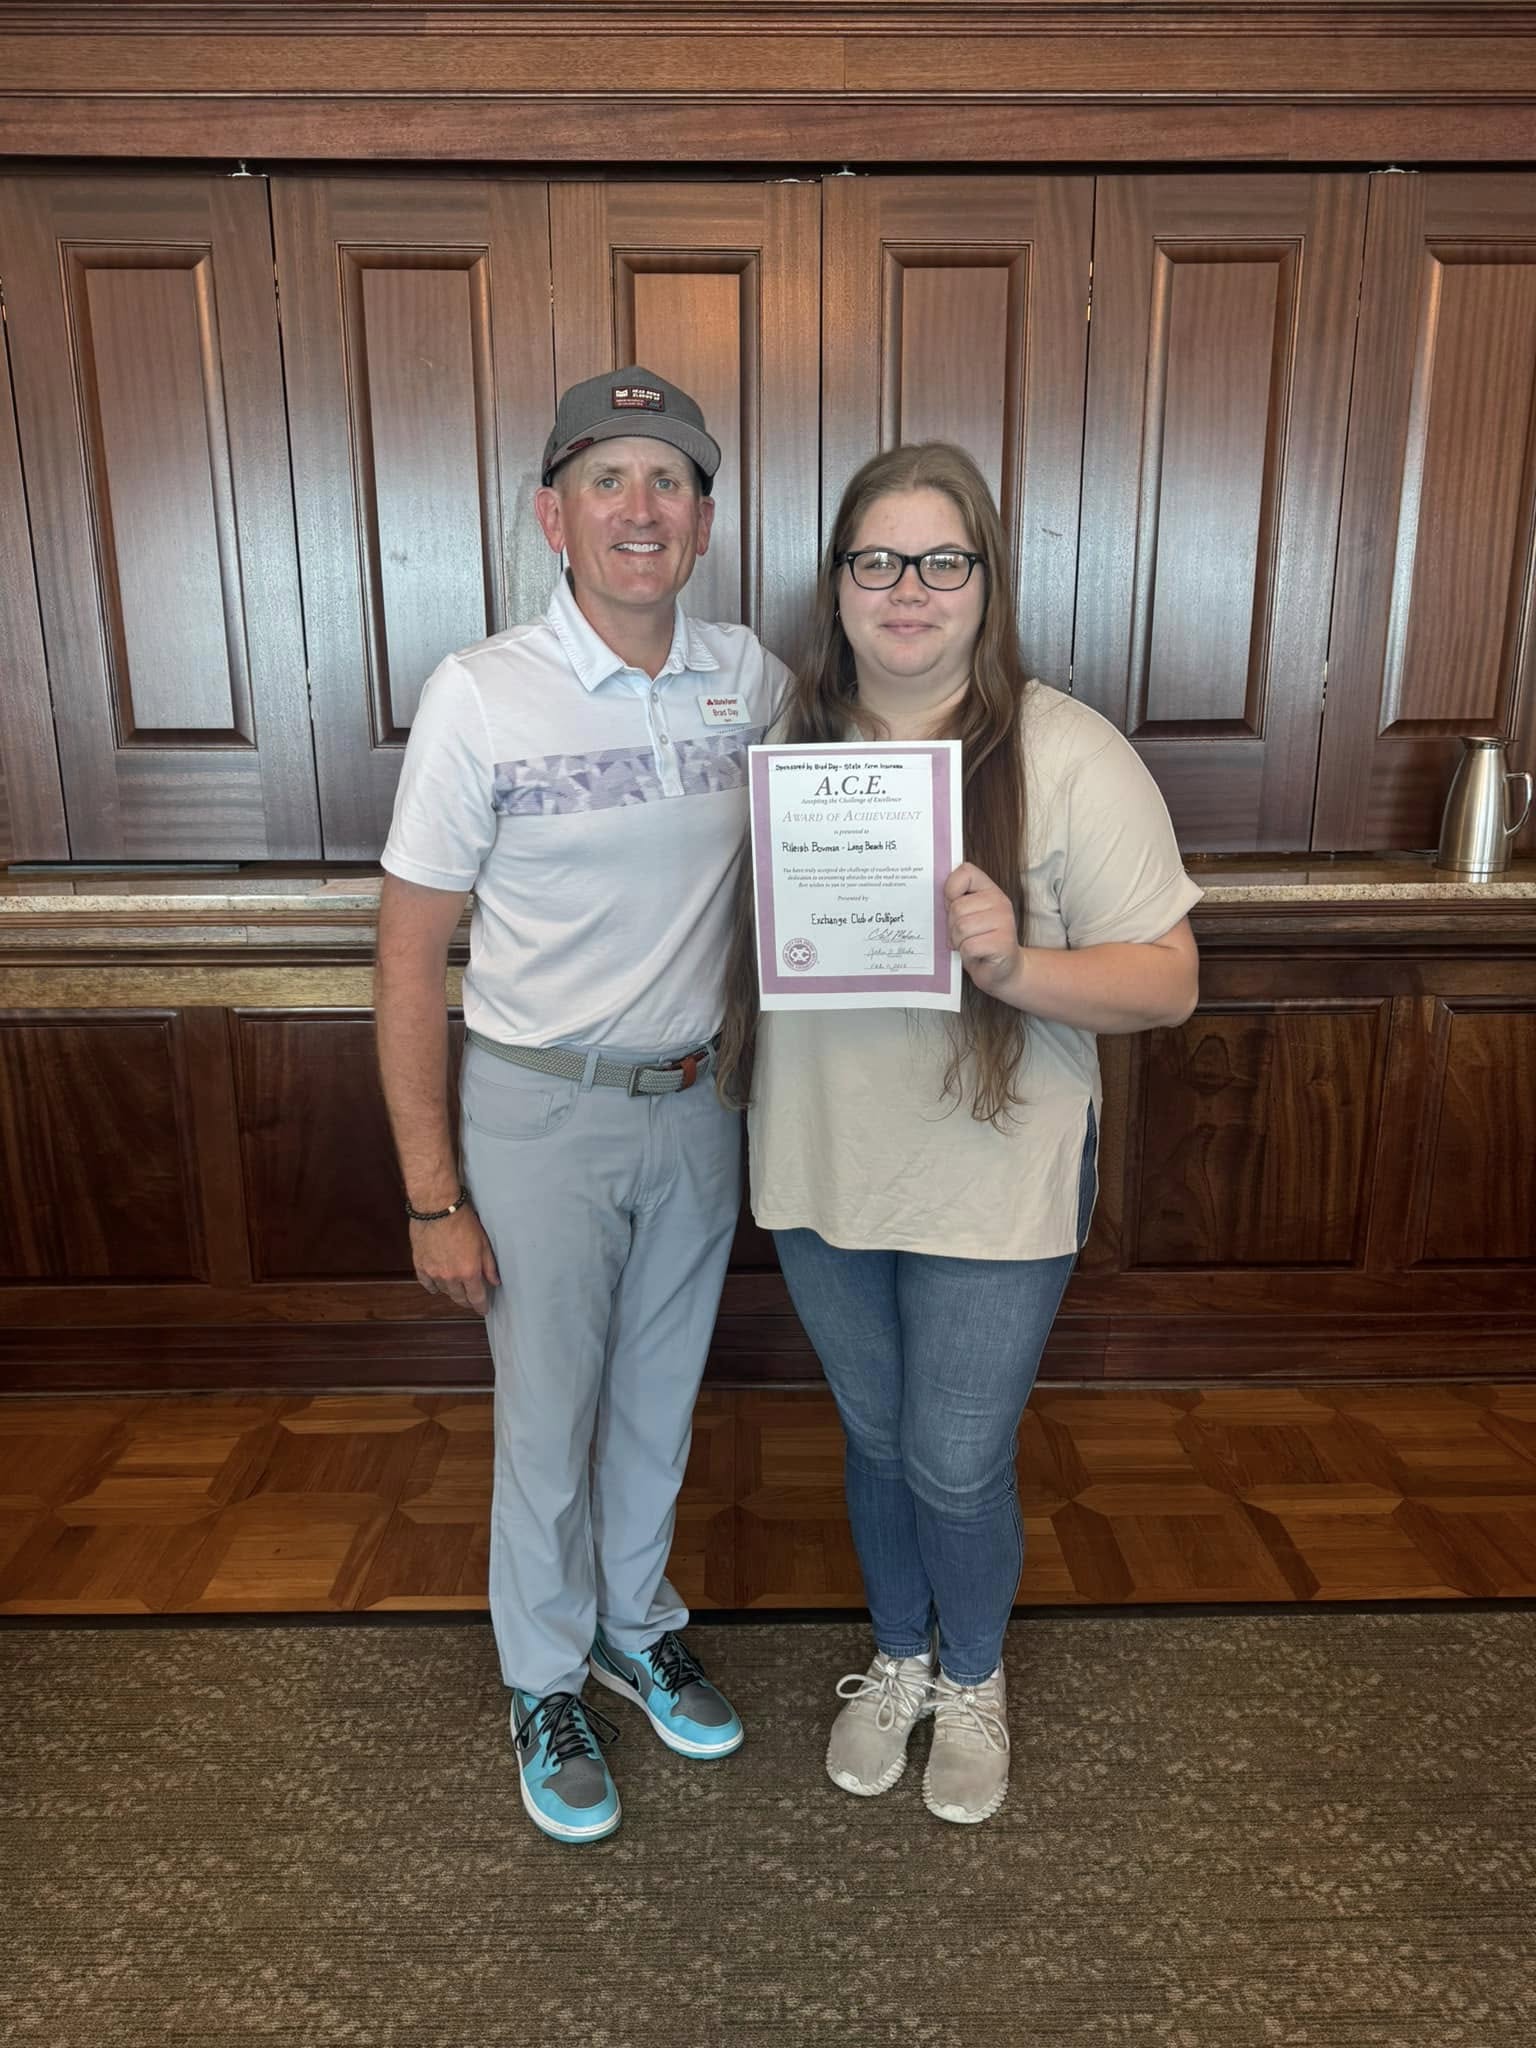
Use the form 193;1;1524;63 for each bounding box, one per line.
698;694;750;727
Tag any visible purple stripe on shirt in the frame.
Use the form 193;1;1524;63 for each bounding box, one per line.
492;729;762;816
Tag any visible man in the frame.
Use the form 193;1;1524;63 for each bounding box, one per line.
375;366;786;1845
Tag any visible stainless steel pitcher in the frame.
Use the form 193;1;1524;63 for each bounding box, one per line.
1435;737;1534;876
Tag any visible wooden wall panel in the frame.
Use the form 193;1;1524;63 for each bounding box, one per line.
0;1012;205;1283
0;175;318;860
273;177;556;859
0;322;67;862
232;1010;464;1282
1074;174;1367;850
3;6;1534;165
1131;1004;1390;1268
821;176;1093;690
1412;1003;1536;1267
1316;172;1536;854
549;182;820;666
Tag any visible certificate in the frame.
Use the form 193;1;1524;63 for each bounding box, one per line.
748;742;964;1011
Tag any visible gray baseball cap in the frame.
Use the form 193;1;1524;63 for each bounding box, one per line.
541;363;721;494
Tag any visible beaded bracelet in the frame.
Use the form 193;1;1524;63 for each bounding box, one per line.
404;1185;470;1223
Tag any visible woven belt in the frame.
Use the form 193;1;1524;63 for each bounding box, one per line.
466;1028;719;1097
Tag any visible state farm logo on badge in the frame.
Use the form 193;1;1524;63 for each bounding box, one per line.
782;937;818;973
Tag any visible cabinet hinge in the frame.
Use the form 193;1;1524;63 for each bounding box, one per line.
1085;257;1093;325
1321;659;1328;704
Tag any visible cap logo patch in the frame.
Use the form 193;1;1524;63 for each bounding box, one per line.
612;384;666;412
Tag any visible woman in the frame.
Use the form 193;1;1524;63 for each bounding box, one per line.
717;443;1201;1825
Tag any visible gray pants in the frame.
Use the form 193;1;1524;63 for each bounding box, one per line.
459;1038;741;1698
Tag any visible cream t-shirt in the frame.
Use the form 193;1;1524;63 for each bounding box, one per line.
748;682;1204;1260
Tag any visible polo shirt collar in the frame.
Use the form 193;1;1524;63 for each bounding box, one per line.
546;573;720;693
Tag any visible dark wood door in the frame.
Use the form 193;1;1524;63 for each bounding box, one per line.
0;316;66;862
273;177;556;860
821;174;1093;691
1314;171;1536;854
549;181;821;665
1074;175;1368;852
0;174;317;861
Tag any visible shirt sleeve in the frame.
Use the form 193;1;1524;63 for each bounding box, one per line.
380;656;496;892
1057;725;1204;947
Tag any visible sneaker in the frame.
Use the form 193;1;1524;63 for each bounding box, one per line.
588;1628;744;1759
923;1664;1010;1824
511;1690;621;1844
826;1650;935;1797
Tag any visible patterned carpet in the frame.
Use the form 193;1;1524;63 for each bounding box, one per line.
4;1612;1535;2047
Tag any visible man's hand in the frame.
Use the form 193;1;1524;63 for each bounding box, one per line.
410;1206;502;1316
944;862;1023;996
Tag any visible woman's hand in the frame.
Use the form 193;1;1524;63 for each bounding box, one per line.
944;863;1023;996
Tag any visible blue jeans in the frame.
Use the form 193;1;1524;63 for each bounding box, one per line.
773;1107;1097;1686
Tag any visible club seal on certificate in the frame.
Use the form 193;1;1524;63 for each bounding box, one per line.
748;741;964;1011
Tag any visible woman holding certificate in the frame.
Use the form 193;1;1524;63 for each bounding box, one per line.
717;443;1202;1826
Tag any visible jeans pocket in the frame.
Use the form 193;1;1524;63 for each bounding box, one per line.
1074;1101;1100;1252
460;1057;578;1141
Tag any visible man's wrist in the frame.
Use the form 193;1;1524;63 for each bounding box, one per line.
405;1183;470;1223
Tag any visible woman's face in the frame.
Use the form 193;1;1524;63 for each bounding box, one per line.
836;487;987;705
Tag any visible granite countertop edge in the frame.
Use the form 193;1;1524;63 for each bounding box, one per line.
1;858;1534;917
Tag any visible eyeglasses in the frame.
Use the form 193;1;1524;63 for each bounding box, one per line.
835;547;985;592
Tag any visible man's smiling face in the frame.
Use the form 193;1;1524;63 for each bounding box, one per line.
535;437;715;635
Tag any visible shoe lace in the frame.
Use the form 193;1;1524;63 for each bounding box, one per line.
649;1631;708;1698
933;1678;1009;1753
835;1656;932;1732
515;1690;621;1765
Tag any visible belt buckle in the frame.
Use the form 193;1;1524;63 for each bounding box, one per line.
639;1048;701;1095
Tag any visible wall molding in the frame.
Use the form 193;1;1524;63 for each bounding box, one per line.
3;4;1535;163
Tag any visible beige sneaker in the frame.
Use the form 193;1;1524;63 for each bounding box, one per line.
923;1664;1010;1824
826;1651;935;1796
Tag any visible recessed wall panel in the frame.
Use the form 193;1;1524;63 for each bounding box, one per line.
1387;250;1536;735
0;1016;203;1283
627;263;749;624
1133;1007;1386;1268
73;254;249;743
348;255;496;738
1143;249;1290;731
891;260;1015;505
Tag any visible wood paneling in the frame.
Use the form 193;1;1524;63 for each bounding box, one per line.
0;1012;205;1284
2;6;1534;164
1075;175;1367;850
272;177;556;858
821;176;1092;690
232;1010;465;1282
1411;1002;1536;1268
0;175;318;860
549;182;820;663
0;323;66;863
1132;1004;1389;1269
6;1383;1536;1614
1315;172;1536;855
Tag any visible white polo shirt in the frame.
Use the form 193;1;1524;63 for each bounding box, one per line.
382;576;788;1053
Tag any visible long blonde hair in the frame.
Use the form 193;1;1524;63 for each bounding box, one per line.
716;442;1033;1126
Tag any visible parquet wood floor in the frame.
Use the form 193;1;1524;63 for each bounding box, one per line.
4;1384;1536;1615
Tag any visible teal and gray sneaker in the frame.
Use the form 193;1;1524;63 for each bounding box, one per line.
510;1690;621;1844
588;1628;744;1759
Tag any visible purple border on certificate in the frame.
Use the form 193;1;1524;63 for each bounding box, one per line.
751;745;954;996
